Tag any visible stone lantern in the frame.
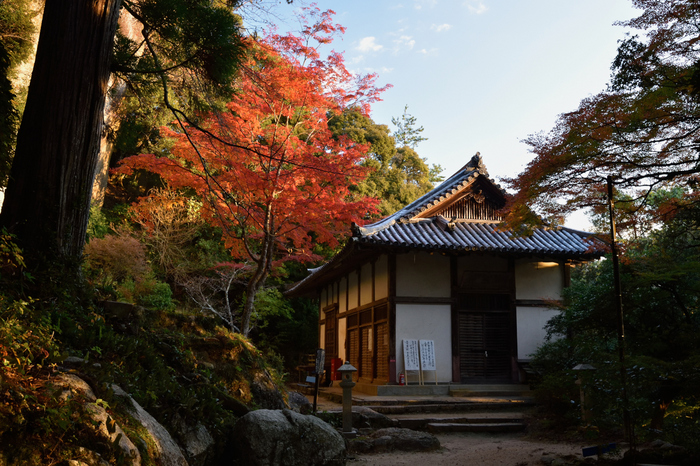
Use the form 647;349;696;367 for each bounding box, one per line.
337;361;357;437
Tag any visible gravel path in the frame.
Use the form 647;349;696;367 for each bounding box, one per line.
348;432;599;466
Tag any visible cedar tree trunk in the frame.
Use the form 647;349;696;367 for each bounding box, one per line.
0;0;121;264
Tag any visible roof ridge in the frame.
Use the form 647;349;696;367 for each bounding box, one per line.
356;152;508;237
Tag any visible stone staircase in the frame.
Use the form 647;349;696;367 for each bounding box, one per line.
317;384;534;434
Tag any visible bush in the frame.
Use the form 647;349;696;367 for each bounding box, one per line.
83;228;148;283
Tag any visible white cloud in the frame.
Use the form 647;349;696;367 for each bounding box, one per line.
394;35;416;51
464;0;488;14
357;36;383;52
414;0;437;10
432;23;452;33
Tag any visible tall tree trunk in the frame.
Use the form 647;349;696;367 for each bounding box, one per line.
0;0;121;264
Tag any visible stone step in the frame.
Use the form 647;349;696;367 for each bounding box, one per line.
321;392;533;407
450;389;535;397
368;400;534;415
427;422;525;433
396;416;524;431
449;384;534;398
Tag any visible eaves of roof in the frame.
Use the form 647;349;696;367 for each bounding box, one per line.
286;220;606;297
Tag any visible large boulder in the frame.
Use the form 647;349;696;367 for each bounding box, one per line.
85;403;142;465
286;391;312;414
52;373;97;402
232;409;346;466
49;374;140;465
173;416;215;463
250;371;285;409
110;385;188;466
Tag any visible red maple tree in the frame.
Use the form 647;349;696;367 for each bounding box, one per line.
117;8;386;335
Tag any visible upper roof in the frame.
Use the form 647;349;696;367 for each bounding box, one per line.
287;154;606;295
351;153;604;256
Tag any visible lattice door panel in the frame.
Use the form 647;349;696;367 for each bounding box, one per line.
324;310;337;358
459;311;511;381
347;328;359;379
375;322;389;380
360;327;372;378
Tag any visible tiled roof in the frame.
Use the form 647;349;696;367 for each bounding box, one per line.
362;152;503;233
286;154;606;296
355;217;605;257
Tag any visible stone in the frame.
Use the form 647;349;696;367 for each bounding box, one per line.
68;448;110;466
173;416;215;461
51;373;97;402
251;372;285;410
232;409;346;466
352;407;398;429
649;438;666;448
110;385;188;466
287;391;312;414
85;403;141;465
316;407;398;430
63;356;87;366
348;427;440;454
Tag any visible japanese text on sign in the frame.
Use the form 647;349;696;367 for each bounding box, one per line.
402;339;420;371
419;340;436;371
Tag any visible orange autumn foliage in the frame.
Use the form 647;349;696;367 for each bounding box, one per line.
116;8;386;334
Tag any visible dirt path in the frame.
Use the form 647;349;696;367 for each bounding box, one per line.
348;432;596;466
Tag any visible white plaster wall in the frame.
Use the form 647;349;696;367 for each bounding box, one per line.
396;252;450;298
319;323;326;349
395;304;452;383
516;306;560;359
338;317;347;361
515;260;563;300
375;254;388;299
339;277;347;313
348;271;359;310
360;262;373;306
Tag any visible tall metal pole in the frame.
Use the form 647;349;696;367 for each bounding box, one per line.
607;176;634;449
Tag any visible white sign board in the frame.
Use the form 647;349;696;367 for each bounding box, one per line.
419;340;436;371
402;339;420;371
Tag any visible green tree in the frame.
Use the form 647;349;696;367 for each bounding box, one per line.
391;104;428;149
533;189;700;442
329;107;443;215
0;0;36;68
0;0;36;186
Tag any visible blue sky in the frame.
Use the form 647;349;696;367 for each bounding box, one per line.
258;0;640;228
